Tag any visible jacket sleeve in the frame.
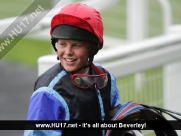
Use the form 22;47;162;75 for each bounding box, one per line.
109;73;121;108
24;87;70;136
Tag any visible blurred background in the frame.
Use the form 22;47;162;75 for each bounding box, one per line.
0;0;181;135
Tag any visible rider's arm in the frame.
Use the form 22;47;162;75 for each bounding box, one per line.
24;87;69;136
109;73;121;108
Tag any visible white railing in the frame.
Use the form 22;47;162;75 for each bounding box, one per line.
38;25;181;76
0;0;172;40
0;0;120;40
157;0;172;33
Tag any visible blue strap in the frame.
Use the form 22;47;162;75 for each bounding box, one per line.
96;88;105;136
48;70;67;88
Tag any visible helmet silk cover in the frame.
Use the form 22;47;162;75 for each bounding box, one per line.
50;3;103;49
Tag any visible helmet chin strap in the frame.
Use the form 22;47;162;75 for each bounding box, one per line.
71;64;90;74
70;56;94;74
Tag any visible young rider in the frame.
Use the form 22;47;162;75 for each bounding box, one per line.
24;3;121;136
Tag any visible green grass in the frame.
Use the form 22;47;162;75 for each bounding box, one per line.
2;37;52;68
0;0;51;19
117;67;163;106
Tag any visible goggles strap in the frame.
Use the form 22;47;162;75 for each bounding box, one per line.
91;63;104;74
70;56;93;74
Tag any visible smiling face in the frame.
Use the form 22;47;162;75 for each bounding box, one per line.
56;39;91;73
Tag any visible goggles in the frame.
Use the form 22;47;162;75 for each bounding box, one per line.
70;63;108;89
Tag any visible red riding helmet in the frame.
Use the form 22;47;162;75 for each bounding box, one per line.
50;3;104;52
